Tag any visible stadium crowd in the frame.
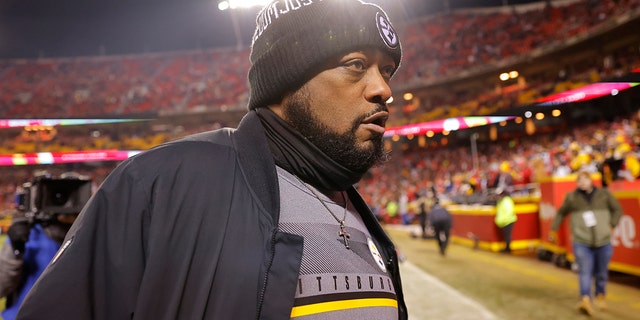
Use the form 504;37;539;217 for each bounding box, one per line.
358;112;640;223
1;0;639;121
2;0;640;218
3;109;640;220
397;0;640;85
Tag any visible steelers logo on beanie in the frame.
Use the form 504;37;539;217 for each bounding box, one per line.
247;0;402;110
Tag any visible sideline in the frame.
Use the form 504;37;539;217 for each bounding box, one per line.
399;260;500;320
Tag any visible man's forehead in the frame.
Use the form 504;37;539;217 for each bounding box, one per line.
340;48;397;63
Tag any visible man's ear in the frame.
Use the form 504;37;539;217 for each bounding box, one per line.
267;91;291;120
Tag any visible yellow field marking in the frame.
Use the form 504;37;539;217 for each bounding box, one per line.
609;261;640;277
447;204;539;216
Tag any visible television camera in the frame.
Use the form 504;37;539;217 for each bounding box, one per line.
16;172;92;224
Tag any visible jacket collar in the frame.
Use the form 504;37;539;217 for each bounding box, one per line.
233;112;406;319
232;111;280;218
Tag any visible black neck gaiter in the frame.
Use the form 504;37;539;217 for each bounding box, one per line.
256;108;363;191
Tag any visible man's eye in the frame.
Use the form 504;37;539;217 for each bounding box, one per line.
381;65;395;78
345;60;366;71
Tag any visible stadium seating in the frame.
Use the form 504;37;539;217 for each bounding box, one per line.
2;0;640;213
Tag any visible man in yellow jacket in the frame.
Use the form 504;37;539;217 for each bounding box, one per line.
495;188;517;254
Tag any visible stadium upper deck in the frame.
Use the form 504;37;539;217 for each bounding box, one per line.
2;0;640;210
1;0;639;123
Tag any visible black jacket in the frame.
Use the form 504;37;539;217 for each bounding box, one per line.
17;111;407;320
428;204;452;226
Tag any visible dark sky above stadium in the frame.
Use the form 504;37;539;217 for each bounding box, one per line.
0;0;541;59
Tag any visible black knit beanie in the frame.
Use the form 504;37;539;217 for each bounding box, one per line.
248;0;402;110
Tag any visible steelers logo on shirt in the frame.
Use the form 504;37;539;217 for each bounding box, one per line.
368;237;387;272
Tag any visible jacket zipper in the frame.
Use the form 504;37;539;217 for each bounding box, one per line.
385;247;407;319
256;230;277;319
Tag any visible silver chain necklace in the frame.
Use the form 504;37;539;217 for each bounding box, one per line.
295;175;351;249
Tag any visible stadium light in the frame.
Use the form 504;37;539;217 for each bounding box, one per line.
500;70;519;81
218;0;271;10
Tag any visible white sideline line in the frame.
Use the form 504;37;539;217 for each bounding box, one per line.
400;261;500;320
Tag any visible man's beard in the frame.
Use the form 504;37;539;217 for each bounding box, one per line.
282;88;389;173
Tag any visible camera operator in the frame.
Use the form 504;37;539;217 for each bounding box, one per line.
0;173;88;320
0;213;76;320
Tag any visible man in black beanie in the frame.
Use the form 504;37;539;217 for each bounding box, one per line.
17;1;407;319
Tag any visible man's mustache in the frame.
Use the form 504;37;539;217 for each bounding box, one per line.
352;104;389;128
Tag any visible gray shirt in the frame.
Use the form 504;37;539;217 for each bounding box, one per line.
277;167;398;320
